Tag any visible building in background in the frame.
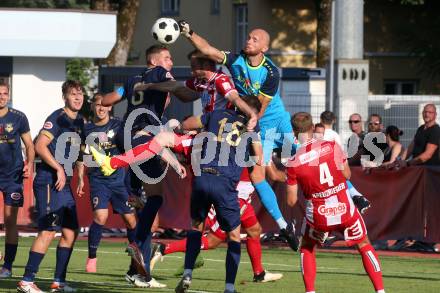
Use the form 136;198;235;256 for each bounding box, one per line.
0;8;116;138
129;0;440;96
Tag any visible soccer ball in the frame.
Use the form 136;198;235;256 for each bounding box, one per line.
151;18;180;44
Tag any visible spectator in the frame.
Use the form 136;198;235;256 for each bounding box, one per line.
313;123;325;138
395;104;440;252
347;113;365;166
381;125;404;167
402;104;440;166
362;114;388;167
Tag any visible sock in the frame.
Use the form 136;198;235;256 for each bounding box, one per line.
110;139;162;169
23;251;45;282
88;222;103;259
139;232;152;273
246;237;264;275
225;240;241;286
201;235;210;250
359;244;384;291
110;134;188;169
347;180;362;197
3;243;18;271
300;245;316;292
165;239;187;254
136;196;163;242
164;235;209;255
60;248;73;282
254;180;285;228
127;227;137;243
225;283;235;292
54;246;72;283
184;230;202;270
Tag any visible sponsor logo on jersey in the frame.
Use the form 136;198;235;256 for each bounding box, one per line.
312;182;346;198
318;202;347;217
44;121;53;129
10;192;22;201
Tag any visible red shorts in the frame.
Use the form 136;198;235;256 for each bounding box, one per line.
301;208;367;247
205;198;258;241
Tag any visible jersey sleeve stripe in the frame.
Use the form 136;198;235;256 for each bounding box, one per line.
221;51;227;65
259;90;274;99
40;130;54;140
196;115;204;128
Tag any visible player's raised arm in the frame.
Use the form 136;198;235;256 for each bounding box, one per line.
226;91;258;131
101;87;124;106
135;81;200;102
178;20;225;64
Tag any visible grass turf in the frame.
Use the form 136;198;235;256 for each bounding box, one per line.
1;237;440;292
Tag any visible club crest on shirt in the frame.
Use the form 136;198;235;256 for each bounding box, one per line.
107;129;115;139
5;123;13;133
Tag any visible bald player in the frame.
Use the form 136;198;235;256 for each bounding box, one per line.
176;22;298;251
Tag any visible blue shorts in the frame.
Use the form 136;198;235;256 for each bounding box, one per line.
33;177;78;232
191;174;240;232
0;176;24;207
260;111;296;164
89;178;133;214
129;133;165;184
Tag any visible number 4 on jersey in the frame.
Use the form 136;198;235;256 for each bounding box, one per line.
319;162;334;187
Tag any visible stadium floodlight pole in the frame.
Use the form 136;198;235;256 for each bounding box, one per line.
329;0;336;118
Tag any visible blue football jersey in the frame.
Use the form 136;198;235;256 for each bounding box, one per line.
37;108;84;179
199;109;258;182
122;66;174;130
0;108;30;179
222;52;286;123
84;117;125;182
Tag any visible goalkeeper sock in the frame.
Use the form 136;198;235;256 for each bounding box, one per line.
254;180;286;229
347;180;363;197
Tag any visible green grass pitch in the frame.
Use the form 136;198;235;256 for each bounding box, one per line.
1;237;439;292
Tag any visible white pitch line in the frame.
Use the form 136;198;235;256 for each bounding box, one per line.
11;274;215;293
14;246;338;271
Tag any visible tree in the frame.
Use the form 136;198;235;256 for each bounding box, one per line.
95;0;140;65
314;0;332;68
395;0;440;77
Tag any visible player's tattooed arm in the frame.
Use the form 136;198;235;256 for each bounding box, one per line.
20;131;35;178
178;20;225;64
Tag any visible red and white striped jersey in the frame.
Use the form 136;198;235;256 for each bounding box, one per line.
185;71;237;113
286;139;354;231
